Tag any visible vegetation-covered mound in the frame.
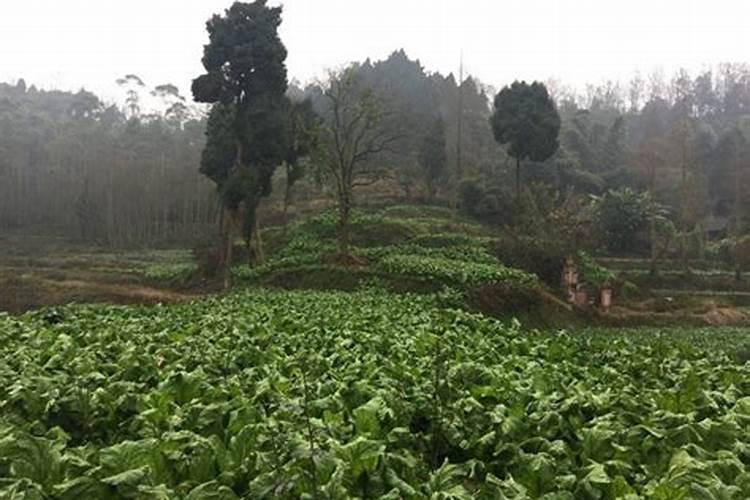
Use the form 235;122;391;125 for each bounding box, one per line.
1;289;749;498
233;208;537;295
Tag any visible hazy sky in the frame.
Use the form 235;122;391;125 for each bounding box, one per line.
1;0;749;102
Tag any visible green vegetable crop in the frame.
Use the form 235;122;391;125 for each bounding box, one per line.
1;291;749;498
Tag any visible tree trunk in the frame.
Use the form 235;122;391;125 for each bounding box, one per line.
679;130;691;275
403;180;412;202
338;190;351;255
219;207;233;290
106;165;114;245
242;217;254;268
733;156;743;238
648;166;659;277
426;178;436;204
253;215;265;264
649;212;659;277
680;234;690;276
224;223;233;289
240;197;265;267
245;237;253;267
515;157;521;207
456;56;464;181
282;180;292;236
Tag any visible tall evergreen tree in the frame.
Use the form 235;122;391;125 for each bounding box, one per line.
192;1;290;283
490;81;561;205
419;115;447;201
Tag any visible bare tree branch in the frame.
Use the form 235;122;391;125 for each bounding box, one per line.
316;67;407;253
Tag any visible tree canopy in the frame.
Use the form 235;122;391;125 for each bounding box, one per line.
419;115;448;200
490;81;561;201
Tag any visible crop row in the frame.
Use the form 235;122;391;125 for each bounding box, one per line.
1;290;749;498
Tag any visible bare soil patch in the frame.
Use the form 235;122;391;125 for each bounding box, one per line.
323;252;370;268
0;271;196;314
0;236;200;313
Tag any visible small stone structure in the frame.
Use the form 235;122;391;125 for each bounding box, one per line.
561;256;578;304
562;255;613;312
575;288;589;307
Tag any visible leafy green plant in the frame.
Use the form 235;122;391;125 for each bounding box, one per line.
374;253;535;288
578;251;616;287
493;235;571;286
143;263;197;283
593;187;651;254
2;286;749;497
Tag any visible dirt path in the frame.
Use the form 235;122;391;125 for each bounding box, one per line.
0;270;198;314
37;277;195;303
603;305;750;327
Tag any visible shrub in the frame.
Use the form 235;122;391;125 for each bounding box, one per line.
374;253;535;288
494;236;569;286
706;238;733;265
362;244;498;267
476;193;501;218
233;253;323;282
192;241;221;279
457;181;517;225
577;251;616;287
380;204;454;219
410;233;483;248
143;263;196;283
296;210;417;247
736;343;750;364
470;281;543;314
349;218;417;247
619;280;642;301
593;188;651;254
730;235;750;280
457;178;484;216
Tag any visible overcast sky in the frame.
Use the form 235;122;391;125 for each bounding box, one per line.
1;0;749;102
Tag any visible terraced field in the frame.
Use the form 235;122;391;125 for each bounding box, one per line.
0;235;197;314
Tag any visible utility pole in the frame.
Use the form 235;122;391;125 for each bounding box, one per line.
456;52;464;182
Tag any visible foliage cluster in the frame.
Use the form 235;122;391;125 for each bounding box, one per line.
142;263;199;284
372;253;534;289
493;237;571;287
577;252;617;288
592;188;652;255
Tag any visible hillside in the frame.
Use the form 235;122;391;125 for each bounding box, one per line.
4;204;750;496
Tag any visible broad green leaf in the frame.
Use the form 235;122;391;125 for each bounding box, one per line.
185;481;240;499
